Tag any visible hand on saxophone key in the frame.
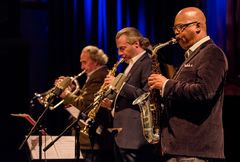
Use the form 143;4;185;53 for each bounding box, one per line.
104;75;115;87
101;98;113;110
148;74;168;90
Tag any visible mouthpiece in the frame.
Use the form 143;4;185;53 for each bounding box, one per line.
170;38;177;45
152;38;177;55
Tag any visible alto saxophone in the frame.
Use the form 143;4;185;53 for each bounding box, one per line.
132;38;177;144
81;58;124;136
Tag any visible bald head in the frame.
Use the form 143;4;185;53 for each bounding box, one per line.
175;7;207;33
173;7;208;50
176;7;206;23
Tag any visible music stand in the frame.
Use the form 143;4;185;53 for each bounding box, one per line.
42;101;98;162
42;80;122;161
18;105;49;161
42;111;85;161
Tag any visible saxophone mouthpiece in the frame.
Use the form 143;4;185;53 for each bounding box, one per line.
170;38;177;44
119;58;125;64
152;38;177;54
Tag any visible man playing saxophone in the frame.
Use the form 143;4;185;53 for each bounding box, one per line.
148;7;227;162
101;27;160;162
55;45;114;162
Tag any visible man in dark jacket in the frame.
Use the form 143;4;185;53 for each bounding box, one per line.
148;7;228;162
102;27;160;162
56;45;113;162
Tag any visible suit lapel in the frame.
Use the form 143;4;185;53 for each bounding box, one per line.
125;52;148;82
173;40;213;79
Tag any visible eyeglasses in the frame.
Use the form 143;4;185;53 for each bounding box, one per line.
172;21;198;32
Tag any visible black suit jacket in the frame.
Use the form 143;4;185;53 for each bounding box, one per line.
113;52;152;149
162;39;228;158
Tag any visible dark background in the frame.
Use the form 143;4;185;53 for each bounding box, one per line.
1;0;239;162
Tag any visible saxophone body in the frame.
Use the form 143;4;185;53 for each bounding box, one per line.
133;38;177;144
81;58;124;136
133;91;160;144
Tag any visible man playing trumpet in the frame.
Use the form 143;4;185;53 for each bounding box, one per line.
55;45;114;162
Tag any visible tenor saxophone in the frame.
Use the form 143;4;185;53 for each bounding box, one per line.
132;38;177;144
81;58;124;136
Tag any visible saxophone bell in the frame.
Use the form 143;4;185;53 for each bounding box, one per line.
132;92;150;105
133;91;160;144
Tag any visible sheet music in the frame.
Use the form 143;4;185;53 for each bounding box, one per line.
12;113;84;159
27;135;83;159
65;105;80;119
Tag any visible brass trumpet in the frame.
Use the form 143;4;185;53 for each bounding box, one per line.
35;70;86;109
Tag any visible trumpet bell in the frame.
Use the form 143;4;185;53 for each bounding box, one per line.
32;70;86;109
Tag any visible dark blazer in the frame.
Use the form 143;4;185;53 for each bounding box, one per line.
63;66;110;150
162;39;228;158
113;52;152;149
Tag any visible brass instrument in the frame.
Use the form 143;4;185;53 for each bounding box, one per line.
81;58;124;136
35;70;86;109
132;38;177;144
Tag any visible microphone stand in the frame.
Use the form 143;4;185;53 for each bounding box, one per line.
42;101;97;161
18;103;49;161
42;112;86;161
74;122;81;161
43;84;113;160
38;125;43;160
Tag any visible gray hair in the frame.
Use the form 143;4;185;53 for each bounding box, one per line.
116;27;151;50
82;45;108;65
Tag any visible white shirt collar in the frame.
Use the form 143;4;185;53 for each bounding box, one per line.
129;50;146;65
87;65;105;77
124;50;146;76
189;36;210;53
